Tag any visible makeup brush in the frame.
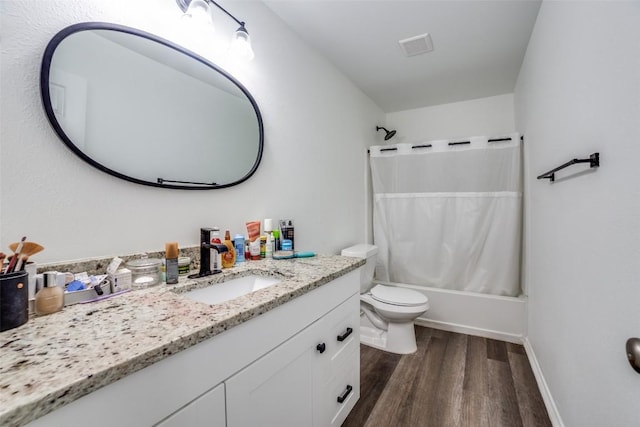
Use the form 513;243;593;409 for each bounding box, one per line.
0;252;6;272
9;241;44;258
10;241;44;272
15;253;30;272
5;236;26;274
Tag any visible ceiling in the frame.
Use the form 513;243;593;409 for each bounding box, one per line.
263;0;542;113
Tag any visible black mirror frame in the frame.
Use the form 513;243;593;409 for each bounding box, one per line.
40;22;264;190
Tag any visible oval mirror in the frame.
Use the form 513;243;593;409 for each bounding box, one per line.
41;22;263;189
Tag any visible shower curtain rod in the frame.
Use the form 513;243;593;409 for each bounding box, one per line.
369;135;523;153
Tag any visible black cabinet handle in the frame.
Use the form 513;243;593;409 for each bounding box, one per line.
337;385;353;403
316;343;326;354
337;327;353;342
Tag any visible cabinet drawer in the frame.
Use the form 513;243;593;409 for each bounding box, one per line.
315;294;360;366
315;343;359;427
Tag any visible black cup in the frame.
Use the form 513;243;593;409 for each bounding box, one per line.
0;270;29;332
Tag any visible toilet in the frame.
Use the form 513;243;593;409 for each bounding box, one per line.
341;244;429;354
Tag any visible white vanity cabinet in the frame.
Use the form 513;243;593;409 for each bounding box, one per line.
27;268;360;427
155;383;226;427
226;294;360;427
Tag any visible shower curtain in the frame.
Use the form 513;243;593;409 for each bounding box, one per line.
369;134;522;297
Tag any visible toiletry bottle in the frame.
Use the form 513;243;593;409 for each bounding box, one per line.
211;227;222;271
249;237;261;260
260;236;267;258
273;229;281;252
264;218;274;258
234;234;245;263
165;242;179;284
35;271;64;315
280;220;295;251
265;232;273;258
221;230;236;268
264;218;273;234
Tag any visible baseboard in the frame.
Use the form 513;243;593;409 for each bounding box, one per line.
415;318;523;344
522;338;565;427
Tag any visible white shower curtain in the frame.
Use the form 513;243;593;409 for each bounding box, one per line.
370;134;522;297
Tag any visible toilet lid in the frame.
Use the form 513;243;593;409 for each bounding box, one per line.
370;285;428;306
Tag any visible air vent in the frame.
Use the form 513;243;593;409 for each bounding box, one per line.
398;33;434;57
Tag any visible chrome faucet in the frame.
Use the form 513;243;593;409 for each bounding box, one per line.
189;228;228;278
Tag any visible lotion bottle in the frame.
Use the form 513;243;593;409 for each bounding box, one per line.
35;271;64;315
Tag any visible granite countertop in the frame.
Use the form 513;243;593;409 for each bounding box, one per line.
0;254;364;427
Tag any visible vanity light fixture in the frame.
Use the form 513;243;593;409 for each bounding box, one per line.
177;0;255;61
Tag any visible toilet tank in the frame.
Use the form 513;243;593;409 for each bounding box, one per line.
341;244;378;293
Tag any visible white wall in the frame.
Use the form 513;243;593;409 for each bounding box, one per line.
515;1;640;426
0;0;383;263
385;93;515;144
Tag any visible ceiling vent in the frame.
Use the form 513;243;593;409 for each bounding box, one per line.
398;33;434;57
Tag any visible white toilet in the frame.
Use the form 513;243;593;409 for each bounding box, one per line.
341;244;429;354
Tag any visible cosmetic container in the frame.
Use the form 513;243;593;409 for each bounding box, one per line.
165;242;179;285
178;257;191;275
126;257;162;288
35;271;64;316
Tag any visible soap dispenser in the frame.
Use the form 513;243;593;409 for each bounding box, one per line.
35;271;64;315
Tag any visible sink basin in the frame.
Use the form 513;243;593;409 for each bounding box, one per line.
181;275;282;305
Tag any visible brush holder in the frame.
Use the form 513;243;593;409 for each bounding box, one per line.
0;271;29;332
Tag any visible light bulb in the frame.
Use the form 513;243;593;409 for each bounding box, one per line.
229;26;255;61
183;0;214;29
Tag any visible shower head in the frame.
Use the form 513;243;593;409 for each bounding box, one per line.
376;126;397;141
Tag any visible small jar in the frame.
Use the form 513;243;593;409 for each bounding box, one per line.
178;257;191;275
126;257;162;289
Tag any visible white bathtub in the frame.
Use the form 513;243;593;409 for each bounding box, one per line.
372;280;527;344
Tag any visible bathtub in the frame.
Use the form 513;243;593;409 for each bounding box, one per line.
372;280;527;344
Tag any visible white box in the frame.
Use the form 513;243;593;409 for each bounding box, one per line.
110;268;132;292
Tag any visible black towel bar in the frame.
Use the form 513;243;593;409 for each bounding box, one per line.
537;153;599;182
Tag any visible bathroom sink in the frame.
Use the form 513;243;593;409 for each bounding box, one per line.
180;275;282;305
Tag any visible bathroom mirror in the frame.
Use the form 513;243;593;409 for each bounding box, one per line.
41;22;263;189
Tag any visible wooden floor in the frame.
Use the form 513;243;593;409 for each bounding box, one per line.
343;326;552;427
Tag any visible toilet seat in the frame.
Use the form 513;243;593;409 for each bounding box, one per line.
369;284;428;307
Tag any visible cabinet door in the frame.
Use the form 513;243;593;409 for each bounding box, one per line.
155;383;225;427
314;295;360;427
226;321;323;427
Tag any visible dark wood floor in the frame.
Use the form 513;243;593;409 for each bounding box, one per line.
343;326;552;427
